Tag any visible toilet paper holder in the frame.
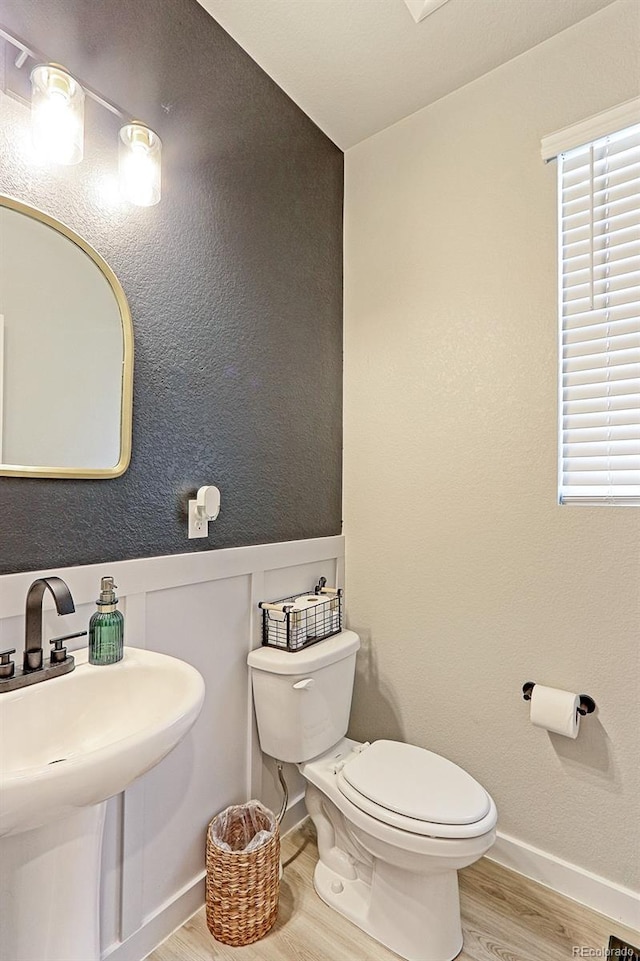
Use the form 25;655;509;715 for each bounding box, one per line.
522;682;596;716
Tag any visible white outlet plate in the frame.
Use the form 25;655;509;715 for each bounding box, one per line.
188;500;208;539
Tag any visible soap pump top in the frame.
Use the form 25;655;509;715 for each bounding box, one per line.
97;576;118;610
89;576;124;665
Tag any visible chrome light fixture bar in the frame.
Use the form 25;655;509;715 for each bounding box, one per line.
1;24;162;205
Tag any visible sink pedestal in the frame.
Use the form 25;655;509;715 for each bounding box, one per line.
0;803;106;961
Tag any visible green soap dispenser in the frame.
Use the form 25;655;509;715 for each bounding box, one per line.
89;576;124;665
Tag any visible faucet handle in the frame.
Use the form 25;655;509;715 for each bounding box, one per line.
49;631;86;664
0;648;16;680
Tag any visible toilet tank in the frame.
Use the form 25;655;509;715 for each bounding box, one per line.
247;630;360;763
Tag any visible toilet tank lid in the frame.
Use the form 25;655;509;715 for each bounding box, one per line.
247;630;360;675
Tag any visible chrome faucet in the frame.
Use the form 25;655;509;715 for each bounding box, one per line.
0;576;84;693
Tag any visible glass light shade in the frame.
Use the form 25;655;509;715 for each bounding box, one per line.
31;64;84;165
118;123;162;207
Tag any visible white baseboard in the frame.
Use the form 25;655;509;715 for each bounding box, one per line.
102;873;205;961
488;832;640;932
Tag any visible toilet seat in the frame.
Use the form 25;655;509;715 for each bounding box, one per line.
336;740;495;840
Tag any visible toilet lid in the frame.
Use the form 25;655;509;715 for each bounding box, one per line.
340;740;490;825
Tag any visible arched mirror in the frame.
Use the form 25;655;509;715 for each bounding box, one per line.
0;196;133;478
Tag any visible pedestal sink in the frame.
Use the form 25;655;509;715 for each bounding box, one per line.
0;647;205;961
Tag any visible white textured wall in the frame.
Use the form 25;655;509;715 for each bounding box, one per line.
344;0;640;891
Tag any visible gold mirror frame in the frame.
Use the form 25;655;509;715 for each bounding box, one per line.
0;195;133;479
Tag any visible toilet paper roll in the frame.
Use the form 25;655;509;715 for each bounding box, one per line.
292;594;324;609
292;594;325;639
530;685;581;739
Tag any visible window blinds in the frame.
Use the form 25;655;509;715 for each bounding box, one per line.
559;122;640;505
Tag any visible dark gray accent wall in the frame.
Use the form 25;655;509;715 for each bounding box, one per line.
0;0;343;575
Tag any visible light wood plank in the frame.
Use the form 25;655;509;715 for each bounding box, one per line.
147;823;639;961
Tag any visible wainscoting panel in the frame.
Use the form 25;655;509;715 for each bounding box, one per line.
141;574;252;918
0;535;344;961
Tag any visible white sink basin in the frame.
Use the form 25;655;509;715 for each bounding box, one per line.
0;646;205;837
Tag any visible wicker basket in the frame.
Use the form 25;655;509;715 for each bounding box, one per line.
206;802;280;946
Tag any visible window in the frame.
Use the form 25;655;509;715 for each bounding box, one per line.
543;102;640;505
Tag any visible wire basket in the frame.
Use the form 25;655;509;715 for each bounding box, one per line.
259;577;343;651
206;801;280;946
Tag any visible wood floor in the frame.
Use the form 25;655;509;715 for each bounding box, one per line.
148;822;638;961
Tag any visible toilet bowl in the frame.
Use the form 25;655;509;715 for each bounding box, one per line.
247;630;497;961
302;737;496;961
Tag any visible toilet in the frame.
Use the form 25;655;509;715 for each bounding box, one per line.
247;630;497;961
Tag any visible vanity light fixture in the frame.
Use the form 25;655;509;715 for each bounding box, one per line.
118;122;162;207
30;63;85;165
0;26;163;206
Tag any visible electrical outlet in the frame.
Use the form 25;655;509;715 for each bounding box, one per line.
608;935;640;961
188;500;207;539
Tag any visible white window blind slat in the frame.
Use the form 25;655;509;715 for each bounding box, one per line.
566;329;639;351
563;347;640;372
564;440;640;459
563;162;640;202
564;240;640;273
563;271;640;301
561;491;639;504
564;176;640;212
564;365;640;390
564;290;640;317
564;423;640;441
563;392;640;417
564;468;640;483
563;146;640;181
564;252;640;284
563;301;638;330
564;330;640;356
564;224;638;257
562;187;640;222
563;376;640;402
563;461;640;475
563;204;640;239
564;406;640;428
563;208;639;245
558;121;640;504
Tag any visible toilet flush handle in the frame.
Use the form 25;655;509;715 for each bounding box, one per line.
293;678;315;691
